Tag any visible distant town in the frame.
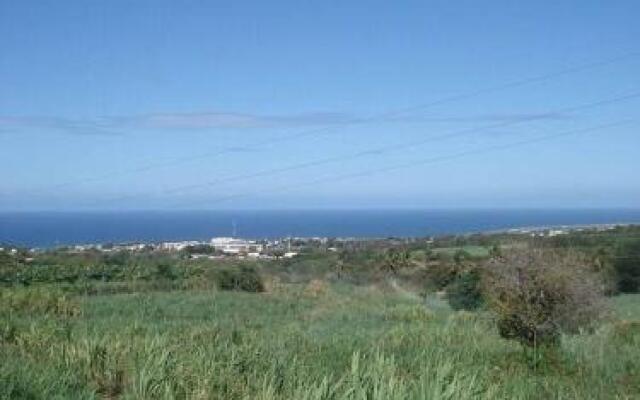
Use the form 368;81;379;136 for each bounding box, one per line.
0;223;626;260
60;236;307;260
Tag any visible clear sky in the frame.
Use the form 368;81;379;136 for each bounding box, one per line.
1;0;639;210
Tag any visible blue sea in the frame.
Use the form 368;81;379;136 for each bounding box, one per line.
1;209;640;248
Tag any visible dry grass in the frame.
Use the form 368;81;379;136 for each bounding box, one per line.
303;279;330;298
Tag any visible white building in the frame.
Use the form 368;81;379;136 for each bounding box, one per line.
210;237;263;254
160;241;200;251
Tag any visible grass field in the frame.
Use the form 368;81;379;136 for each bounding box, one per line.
430;245;490;258
2;283;639;399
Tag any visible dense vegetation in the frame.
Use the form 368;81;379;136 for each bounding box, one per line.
1;226;639;399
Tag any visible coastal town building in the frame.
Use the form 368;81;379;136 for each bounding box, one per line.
160;241;201;251
210;237;263;254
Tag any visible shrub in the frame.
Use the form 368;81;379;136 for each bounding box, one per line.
446;270;483;311
1;287;81;317
379;248;411;275
215;265;265;292
453;249;471;266
483;249;606;347
423;262;457;292
613;239;640;293
155;263;178;281
590;246;617;295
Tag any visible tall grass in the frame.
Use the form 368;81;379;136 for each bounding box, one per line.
1;284;639;399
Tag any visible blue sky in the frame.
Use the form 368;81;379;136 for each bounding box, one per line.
1;0;639;210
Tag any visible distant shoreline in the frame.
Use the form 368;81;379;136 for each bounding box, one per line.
2;209;639;249
481;222;634;235
3;222;636;251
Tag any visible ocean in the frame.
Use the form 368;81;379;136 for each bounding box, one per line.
1;209;640;248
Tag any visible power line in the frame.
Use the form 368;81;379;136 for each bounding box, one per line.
93;89;640;205
170;119;634;208
24;50;640;194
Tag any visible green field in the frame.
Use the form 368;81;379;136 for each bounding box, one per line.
3;227;640;399
430;245;490;258
2;284;639;399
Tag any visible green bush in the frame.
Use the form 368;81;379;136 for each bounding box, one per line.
379;248;411;274
155;263;178;281
215;265;265;292
446;270;483;311
614;239;640;293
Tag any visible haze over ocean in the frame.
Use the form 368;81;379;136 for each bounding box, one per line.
2;4;639;247
2;2;639;212
2;209;640;248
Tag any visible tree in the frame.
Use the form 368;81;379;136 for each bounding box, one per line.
483;248;606;347
183;244;216;255
272;249;285;260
